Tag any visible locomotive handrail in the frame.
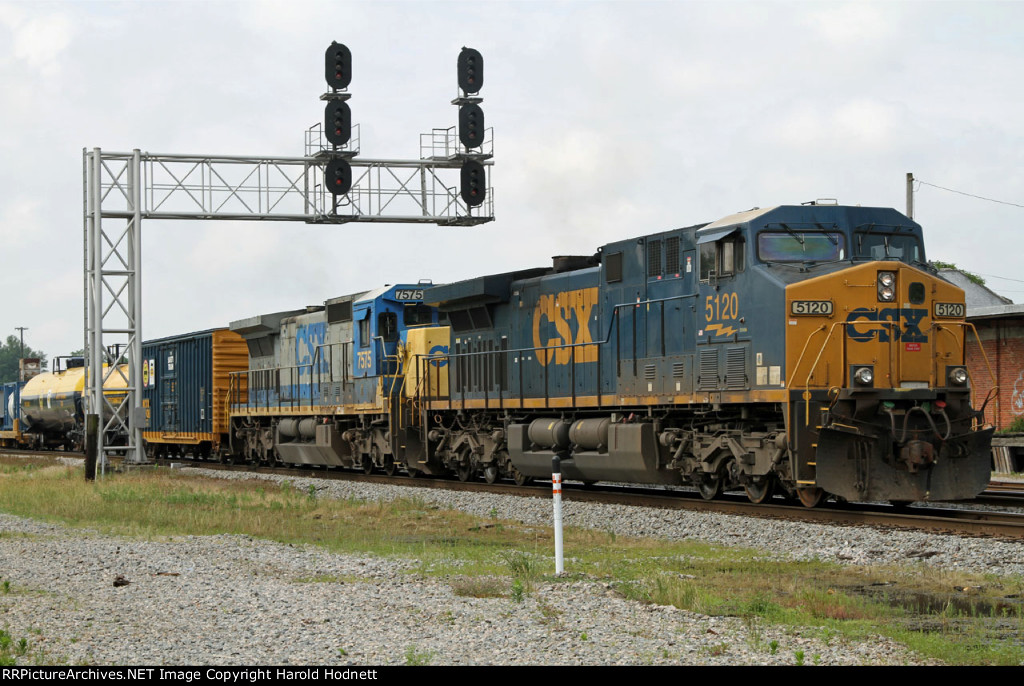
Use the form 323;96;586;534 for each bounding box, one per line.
791;320;897;426
933;321;999;427
229;361;317;412
787;324;829;392
933;321;996;386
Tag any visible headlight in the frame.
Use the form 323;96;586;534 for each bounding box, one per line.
854;366;874;386
948;367;968;386
878;271;896;302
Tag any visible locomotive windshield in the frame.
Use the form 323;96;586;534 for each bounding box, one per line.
757;232;846;263
854;232;923;263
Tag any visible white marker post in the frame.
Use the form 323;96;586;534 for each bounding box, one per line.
552;455;564;574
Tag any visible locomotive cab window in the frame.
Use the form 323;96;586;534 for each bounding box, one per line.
757;231;845;263
700;236;745;280
378;312;399;343
854;232;922;263
358;316;370;347
403;303;433;326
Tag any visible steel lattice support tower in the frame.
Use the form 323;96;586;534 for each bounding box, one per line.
83;145;493;467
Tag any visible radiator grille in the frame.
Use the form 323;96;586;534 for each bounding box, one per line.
698;349;718;390
725;347;747;390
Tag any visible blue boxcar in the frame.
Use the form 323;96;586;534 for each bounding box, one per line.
1;381;22;442
141;328;248;459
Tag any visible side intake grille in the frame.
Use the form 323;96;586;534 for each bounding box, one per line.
672;362;685;378
644;364;657;380
666;237;680;274
725;347;747;390
647;240;662;278
698;349;718;390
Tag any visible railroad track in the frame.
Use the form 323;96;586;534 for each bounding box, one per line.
5;449;1024;540
140;458;1024;541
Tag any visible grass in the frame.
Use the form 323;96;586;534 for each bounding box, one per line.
0;628;49;666
0;458;1023;665
403;645;435;666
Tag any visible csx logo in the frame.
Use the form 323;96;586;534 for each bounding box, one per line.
846;307;928;343
532;287;598;366
428;344;449;368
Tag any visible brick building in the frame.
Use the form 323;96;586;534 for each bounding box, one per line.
946;270;1023;472
942;267;1018;431
965;302;1024;431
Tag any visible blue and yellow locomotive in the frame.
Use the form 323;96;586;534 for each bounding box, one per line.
225;283;440;473
397;203;993;504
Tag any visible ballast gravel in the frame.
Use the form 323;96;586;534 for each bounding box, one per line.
1;465;1022;666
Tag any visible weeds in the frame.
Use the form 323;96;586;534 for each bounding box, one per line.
0;630;31;665
537;601;561;624
510;579;525;603
499;549;540;598
404;645;435;666
451;576;505;598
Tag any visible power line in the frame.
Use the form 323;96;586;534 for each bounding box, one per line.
917;180;1024;209
975;272;1024;285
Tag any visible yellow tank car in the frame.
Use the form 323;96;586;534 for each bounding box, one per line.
19;361;129;450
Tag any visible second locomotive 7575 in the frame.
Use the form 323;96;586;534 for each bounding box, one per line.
396;202;992;505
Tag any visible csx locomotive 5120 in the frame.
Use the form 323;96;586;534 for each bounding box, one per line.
142;202;993;506
396;202;993;505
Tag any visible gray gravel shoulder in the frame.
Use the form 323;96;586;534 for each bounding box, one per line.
3;465;1019;666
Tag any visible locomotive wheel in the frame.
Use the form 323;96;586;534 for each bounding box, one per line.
797;487;825;508
697;475;722;500
483;463;499;484
456;462;475;482
361;456;374;474
511;466;533;487
383;455;397;477
743;478;775;504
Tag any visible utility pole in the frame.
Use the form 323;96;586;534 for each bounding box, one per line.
15;326;27;359
906;172;914;219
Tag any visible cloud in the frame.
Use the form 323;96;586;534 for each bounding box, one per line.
770;98;902;153
801;2;897;47
0;2;75;77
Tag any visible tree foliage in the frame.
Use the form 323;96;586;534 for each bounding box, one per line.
930;261;986;287
0;335;47;384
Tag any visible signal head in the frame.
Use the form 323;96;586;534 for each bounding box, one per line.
460;159;486;207
325;158;352;196
458;103;485;149
325;42;352;90
457;47;483;94
324;100;352;146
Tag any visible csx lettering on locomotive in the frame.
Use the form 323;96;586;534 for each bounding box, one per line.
531;287;598;365
846;307;927;343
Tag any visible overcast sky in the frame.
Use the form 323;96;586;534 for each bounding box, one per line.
1;0;1022;362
